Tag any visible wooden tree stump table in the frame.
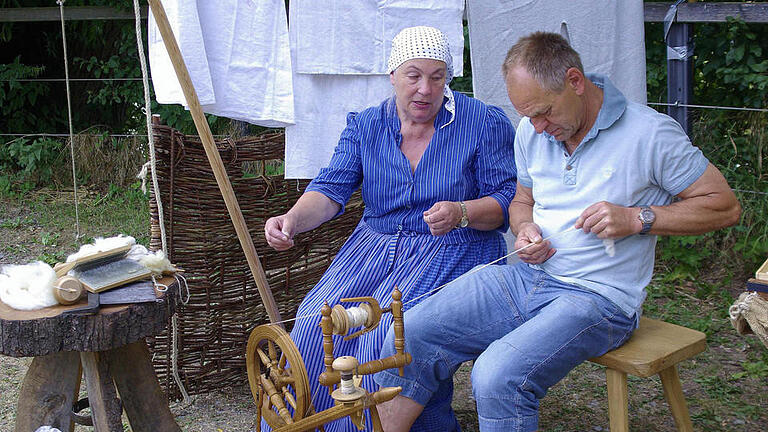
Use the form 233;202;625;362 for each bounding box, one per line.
0;278;181;432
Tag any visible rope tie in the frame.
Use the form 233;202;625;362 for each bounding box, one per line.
729;291;756;320
133;0;189;403
57;0;81;240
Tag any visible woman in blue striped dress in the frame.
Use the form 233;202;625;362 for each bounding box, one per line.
263;26;516;432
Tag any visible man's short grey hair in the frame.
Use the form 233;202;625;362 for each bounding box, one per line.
501;32;584;93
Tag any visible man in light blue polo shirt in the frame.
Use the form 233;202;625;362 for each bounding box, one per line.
375;32;741;432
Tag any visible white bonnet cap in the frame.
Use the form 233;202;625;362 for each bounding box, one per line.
387;26;456;128
387;26;453;83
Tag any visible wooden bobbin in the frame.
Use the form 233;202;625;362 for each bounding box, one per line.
330;356;365;404
53;276;84;305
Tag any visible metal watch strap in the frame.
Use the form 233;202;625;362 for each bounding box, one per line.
458;201;469;228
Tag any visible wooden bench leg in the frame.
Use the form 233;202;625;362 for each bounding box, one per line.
659;366;694;432
15;351;81;432
81;352;124;432
106;341;181;432
606;368;629;432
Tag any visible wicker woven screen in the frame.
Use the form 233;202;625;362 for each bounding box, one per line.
148;125;363;399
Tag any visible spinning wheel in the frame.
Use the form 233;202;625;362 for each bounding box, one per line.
246;324;312;428
246;290;410;432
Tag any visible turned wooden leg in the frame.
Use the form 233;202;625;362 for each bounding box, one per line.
106;340;181;432
605;368;629;432
81;351;124;432
15;351;81;432
659;366;694;432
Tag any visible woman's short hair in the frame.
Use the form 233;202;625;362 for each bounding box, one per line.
501;32;584;92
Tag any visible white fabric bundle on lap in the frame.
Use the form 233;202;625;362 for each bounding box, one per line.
0;261;58;310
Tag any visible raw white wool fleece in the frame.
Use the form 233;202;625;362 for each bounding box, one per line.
0;261;58;310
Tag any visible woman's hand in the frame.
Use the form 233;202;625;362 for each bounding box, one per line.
265;213;297;251
423;201;462;236
514;222;555;264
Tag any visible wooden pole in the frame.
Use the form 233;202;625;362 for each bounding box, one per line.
146;0;282;325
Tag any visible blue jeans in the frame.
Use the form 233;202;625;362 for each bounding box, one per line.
374;263;637;432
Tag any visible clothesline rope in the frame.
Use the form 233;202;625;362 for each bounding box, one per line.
57;0;81;240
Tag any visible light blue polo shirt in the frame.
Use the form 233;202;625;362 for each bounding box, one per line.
514;74;709;317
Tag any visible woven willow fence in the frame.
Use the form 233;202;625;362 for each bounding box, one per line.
148;125;363;399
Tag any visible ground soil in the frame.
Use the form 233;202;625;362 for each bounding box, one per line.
1;197;766;431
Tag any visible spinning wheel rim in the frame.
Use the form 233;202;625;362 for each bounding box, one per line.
246;324;311;427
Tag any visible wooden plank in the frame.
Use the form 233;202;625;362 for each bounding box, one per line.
645;2;768;23
3;3;768;23
755;256;768;280
0;6;146;22
589;317;707;378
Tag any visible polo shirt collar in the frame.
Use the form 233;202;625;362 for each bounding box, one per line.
589;73;627;132
541;73;627;146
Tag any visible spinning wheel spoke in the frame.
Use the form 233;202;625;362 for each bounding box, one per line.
246;325;310;428
278;352;287;375
268;340;278;367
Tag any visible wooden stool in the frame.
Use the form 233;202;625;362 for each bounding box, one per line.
0;278;181;432
589;317;706;432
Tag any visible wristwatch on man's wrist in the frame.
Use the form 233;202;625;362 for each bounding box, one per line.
637;206;655;235
457;201;469;228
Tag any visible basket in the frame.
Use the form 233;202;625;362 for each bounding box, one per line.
147;125;363;399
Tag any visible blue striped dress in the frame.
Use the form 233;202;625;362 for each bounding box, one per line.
271;91;516;431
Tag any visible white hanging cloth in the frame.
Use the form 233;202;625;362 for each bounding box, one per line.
291;0;465;76
149;0;294;127
285;0;465;179
148;0;214;106
467;0;647;126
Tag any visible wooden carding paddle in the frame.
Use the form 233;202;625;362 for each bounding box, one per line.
53;245;133;278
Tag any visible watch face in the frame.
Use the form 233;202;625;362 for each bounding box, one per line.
640;208;656;224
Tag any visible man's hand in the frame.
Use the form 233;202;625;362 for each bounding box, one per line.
575;201;640;239
264;213;297;251
423;201;462;236
514;222;555;264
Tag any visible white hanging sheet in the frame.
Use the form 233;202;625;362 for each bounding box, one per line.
285;0;465;178
149;0;294;127
148;0;215;106
291;0;465;76
467;0;647;126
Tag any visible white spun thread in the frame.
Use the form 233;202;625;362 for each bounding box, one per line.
339;376;356;394
266;226;581;328
345;307;368;329
57;0;81;240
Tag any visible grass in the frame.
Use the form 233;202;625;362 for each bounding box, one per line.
0;184;150;266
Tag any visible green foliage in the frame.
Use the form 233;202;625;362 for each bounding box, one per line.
731;360;768;380
0;137;63;190
0;56;51;132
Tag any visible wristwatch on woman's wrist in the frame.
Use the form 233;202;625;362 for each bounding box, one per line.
457;201;469;228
